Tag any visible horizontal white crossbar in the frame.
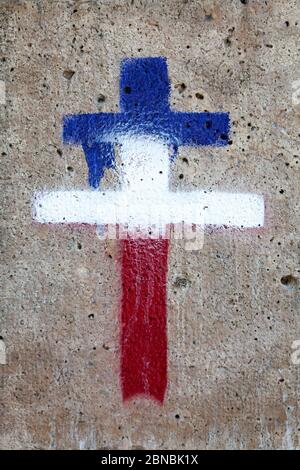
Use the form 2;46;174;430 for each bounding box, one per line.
33;190;264;228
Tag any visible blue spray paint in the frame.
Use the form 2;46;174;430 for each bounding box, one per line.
63;57;230;188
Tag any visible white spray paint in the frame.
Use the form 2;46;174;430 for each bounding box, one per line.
0;80;5;105
0;338;6;365
33;136;264;230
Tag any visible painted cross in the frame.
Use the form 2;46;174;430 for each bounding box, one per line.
33;57;264;403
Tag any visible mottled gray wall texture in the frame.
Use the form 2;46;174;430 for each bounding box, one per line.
1;0;300;450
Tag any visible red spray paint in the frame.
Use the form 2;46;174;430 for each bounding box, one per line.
120;238;169;403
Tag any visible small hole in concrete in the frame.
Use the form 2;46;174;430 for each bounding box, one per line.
281;275;298;290
67;166;74;172
176;83;186;94
97;94;106;103
63;70;75;80
195;92;204;99
77;241;82;250
174;277;188;288
88;314;94;319
179;174;184;179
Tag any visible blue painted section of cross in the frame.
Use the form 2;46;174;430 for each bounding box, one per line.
63;57;230;188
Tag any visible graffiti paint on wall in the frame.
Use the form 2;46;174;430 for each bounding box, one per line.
33;58;265;403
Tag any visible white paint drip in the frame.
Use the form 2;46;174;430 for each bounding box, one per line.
33;136;264;229
0;80;5;105
0;338;6;365
281;390;299;450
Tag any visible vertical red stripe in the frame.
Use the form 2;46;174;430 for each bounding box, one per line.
120;238;169;403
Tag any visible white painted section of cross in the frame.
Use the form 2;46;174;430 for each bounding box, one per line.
34;135;264;232
33;57;264;233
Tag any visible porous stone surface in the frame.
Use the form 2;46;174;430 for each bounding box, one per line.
1;0;300;449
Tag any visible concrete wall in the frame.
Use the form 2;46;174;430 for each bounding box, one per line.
1;0;300;449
